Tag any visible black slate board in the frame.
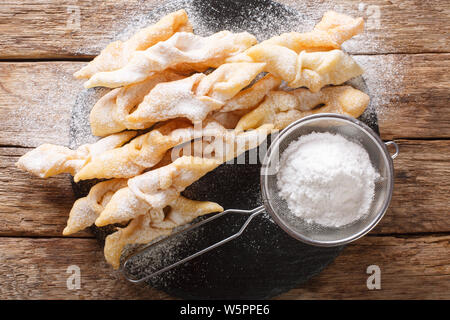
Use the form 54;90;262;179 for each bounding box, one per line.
70;0;379;299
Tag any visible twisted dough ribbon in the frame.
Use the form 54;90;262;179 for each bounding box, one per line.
84;31;257;88
236;85;370;131
124;62;266;125
74;119;229;181
74;9;192;80
104;196;223;269
95;124;273;228
16;131;136;178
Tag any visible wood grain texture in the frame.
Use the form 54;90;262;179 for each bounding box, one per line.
277;235;450;299
373;139;450;234
0;0;449;59
364;54;450;140
0;237;171;299
1;139;449;237
0;53;449;149
0;147;90;237
0;62;83;147
0;235;448;299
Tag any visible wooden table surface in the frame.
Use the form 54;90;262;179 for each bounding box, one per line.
0;0;449;299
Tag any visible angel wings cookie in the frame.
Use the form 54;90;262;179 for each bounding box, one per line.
90;71;184;136
84;31;257;88
74;9;192;80
95;156;222;227
16;131;136;178
246;48;363;92
124;62;266;126
95;124;273;227
227;10;364;92
104;196;223;269
236;85;370;131
227;10;364;62
74;119;229;181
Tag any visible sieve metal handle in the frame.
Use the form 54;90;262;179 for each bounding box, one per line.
121;205;265;283
385;141;399;159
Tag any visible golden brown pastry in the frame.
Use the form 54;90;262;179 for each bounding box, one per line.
102;125;272;268
74;10;192;80
95;124;274;228
95;156;221;227
221;74;282;113
313;10;364;47
125;62;266;126
224;11;364;92
63;179;128;235
104;196;223;269
227;11;364;63
16;131;136;178
84;31;257;88
90;71;184;136
245;48;363;92
236;85;370;131
74;119;229;182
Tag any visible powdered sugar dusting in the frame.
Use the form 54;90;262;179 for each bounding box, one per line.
277;132;379;227
70;88;107;148
10;63;82;147
353;54;405;129
75;0;306;56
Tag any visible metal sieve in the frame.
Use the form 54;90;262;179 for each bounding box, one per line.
122;113;399;283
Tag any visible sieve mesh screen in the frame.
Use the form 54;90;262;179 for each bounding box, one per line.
261;114;394;245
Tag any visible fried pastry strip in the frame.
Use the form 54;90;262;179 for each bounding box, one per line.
104;196;223;269
125;62;266;125
16;131;136;178
246;48;363;92
228;11;364;63
84;31;257;88
221;74;282;113
95;156;221;227
74;10;192;80
224;11;363;92
236;86;370;131
102;126;273;268
172;124;275;163
101;124;272;268
90;71;183;136
63;179;128;235
96;124;273;227
74;119;229;182
263;11;364;52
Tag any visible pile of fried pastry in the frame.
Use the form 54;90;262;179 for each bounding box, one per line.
16;9;370;269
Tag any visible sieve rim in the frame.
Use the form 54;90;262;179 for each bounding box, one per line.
260;113;395;247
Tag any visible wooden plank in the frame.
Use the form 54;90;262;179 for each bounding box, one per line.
0;62;84;148
0;0;449;59
0;235;448;299
0;147;91;237
1;139;449;237
0;237;171;299
359;54;450;140
0;54;449;149
373;139;450;234
277;235;450;299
